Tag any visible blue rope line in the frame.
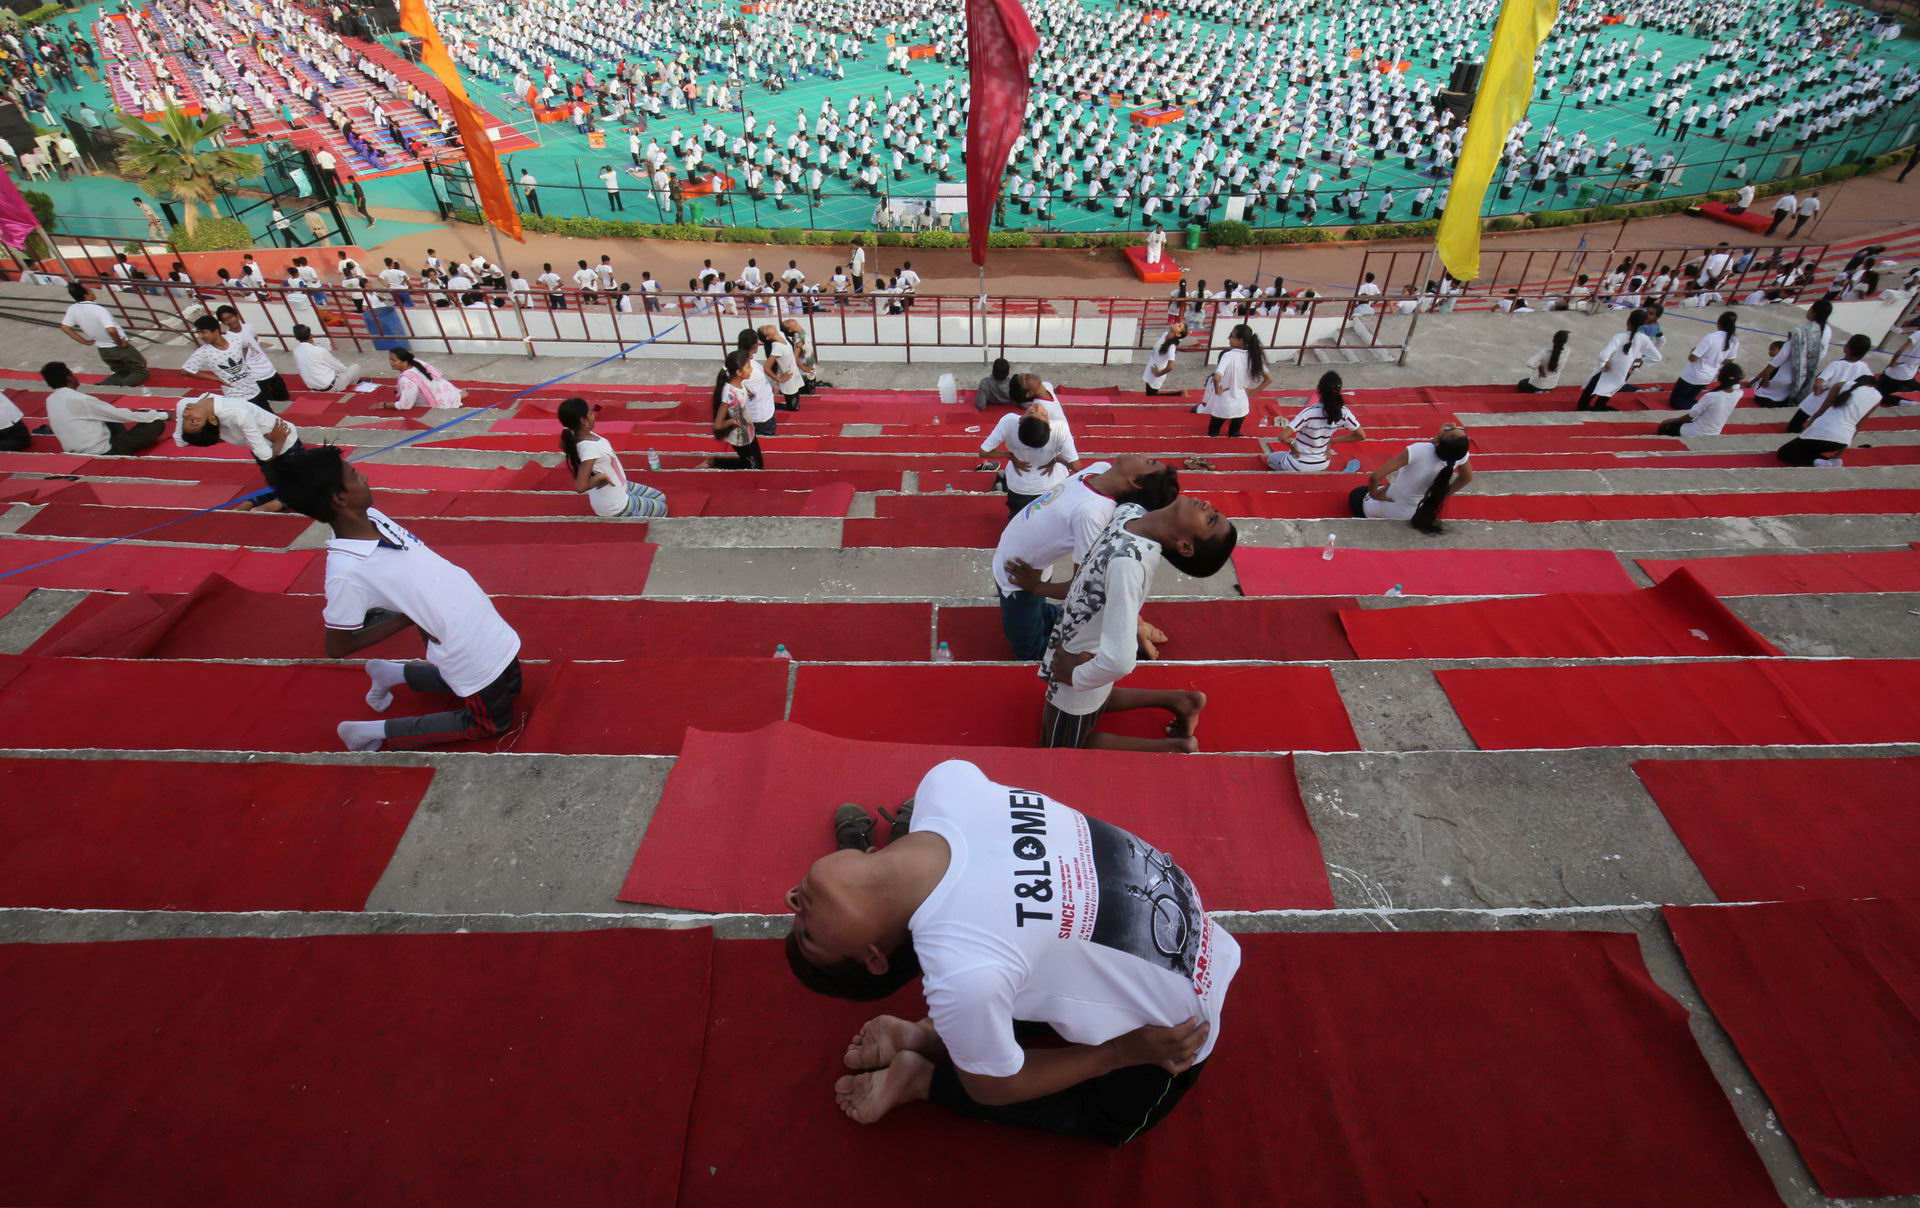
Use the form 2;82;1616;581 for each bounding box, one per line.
0;323;686;583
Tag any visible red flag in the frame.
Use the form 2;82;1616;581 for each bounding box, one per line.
966;0;1038;267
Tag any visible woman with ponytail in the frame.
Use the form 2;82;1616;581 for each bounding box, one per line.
1575;308;1662;411
704;350;765;469
1201;323;1271;438
1517;330;1570;393
1267;371;1365;471
1668;311;1741;410
557;397;668;518
1350;423;1475;534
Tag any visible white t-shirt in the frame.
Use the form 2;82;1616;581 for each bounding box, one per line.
1524;346;1564;390
1203;347;1255;418
1805;384;1883;445
1142;338;1178;387
906;759;1238;1077
1679;387;1741;436
990;462;1117;595
1678;330;1740;385
208;395;298;460
573;435;632;518
741;358;776;423
0;390;20;427
768;340;802;397
1592;330;1663;396
183;337;271;399
1039;503;1158;715
62;301;123;347
1364;441;1469;520
292;341;350;391
321;508;521;696
1281;400;1361;468
1882;330;1920;384
982;411;1079;495
1800;358;1873;417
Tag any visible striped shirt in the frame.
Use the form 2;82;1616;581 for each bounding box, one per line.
1286;402;1361;467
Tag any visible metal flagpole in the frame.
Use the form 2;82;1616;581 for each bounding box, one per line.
1396;249;1432;367
978;262;991;366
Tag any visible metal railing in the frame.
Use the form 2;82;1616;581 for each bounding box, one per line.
49;276;1415;367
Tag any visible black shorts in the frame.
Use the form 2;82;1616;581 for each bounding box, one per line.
1041;701;1104;749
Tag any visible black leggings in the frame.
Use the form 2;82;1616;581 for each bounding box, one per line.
928;1027;1207;1147
712;438;764;469
0;419;28;451
1206;415;1245;437
1776;437;1845;466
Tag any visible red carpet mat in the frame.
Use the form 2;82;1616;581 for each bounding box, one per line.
0;759;429;910
0;584;28;621
1666;900;1920;1198
286;541;656;597
1634;756;1920;900
842;514;1008;548
618;721;1331;912
1339;570;1780;659
1438;660;1920;749
0;655;788;755
28;577;935;663
788;663;1359;751
18;503;311;548
1639;549;1920;595
0;538;317;593
1454;489;1920;521
1234;546;1636;596
0;929;712;1208
936;598;1358;661
680;931;1781;1207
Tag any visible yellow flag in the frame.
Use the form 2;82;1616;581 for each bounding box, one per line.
1435;0;1560;282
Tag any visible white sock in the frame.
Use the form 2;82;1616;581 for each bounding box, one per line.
1814;457;1843;467
338;720;386;752
364;659;408;712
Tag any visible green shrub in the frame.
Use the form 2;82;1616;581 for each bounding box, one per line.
876;231;906;246
1485;215;1526;232
986;230;1032;248
913;229;963;248
1529;210;1581;228
170;217;252;252
1588;204;1630;221
720;226;771;242
1205;219;1252;246
1054;232;1090;248
769;227;804;244
1271;227;1333;243
21;3;64;23
19;188;52;261
1342;224;1381;241
1104;233;1134;248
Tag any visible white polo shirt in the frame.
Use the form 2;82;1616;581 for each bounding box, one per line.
990;462;1117;595
321;508;521;696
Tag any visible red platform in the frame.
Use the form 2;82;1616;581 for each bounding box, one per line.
907;44;935;59
681;172;736;198
1699;201;1770;235
1131;107;1185;127
1124;244;1182;283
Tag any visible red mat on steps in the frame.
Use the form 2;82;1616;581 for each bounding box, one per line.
27;576;936;662
1633;756;1920;900
0;538;317;593
394;517;653;545
0;929;712;1208
1665;899;1920;1198
788;663;1359;752
842;514;1007;548
937;597;1358;661
1438;660;1920;749
1338;570;1779;659
1450;489;1920;521
0;584;29;621
0;655;787;755
1639;549;1920;595
1234;546;1635;596
680;931;1781;1207
286;541;656;596
618;722;1330;912
18;502;311;547
0;759;429;910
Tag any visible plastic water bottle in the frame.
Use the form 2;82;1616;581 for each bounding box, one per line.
773;643;791;659
934;641;953;662
647;449;662;471
1384;583;1404;598
1322;534;1337;561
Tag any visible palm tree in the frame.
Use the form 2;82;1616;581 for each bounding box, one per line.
114;108;261;236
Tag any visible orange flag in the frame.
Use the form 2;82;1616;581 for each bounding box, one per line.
397;0;523;241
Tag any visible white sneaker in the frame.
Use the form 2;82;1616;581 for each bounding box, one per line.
1813;457;1843;467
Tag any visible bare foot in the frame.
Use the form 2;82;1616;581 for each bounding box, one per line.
834;1050;933;1124
844;1015;924;1071
1167;690;1207;739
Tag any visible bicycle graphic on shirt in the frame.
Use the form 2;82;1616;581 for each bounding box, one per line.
1086;816;1203;982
